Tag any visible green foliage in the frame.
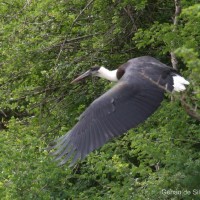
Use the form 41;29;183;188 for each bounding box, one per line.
0;0;200;199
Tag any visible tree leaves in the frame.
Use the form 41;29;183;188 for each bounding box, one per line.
0;0;200;199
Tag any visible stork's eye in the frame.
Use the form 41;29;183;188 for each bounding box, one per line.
90;66;100;72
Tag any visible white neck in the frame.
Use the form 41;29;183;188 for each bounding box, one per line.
97;67;118;82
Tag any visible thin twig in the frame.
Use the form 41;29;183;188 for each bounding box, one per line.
54;0;95;68
71;0;95;27
140;71;171;93
123;6;138;31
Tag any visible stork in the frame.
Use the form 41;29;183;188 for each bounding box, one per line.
49;56;189;166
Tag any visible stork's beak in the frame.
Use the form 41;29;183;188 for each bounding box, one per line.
71;70;92;84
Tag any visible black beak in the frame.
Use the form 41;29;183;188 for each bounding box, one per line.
71;70;92;84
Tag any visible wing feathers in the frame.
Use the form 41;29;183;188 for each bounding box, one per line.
50;77;168;165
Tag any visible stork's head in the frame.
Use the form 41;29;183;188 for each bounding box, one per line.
71;66;101;83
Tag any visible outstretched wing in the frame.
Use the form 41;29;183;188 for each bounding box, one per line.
49;72;172;166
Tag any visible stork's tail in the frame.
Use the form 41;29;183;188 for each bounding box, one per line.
172;74;190;92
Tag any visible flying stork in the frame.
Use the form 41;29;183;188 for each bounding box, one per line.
49;56;189;166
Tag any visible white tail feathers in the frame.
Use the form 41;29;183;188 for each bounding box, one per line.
173;75;190;92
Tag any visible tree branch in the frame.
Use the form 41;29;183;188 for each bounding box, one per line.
170;0;181;70
180;95;200;122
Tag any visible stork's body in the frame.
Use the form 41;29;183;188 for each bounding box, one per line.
50;56;189;166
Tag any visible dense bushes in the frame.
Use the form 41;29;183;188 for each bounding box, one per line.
0;0;200;199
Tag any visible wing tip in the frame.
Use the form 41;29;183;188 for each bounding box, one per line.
47;136;82;167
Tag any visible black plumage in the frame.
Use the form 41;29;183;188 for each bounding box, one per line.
49;56;188;166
